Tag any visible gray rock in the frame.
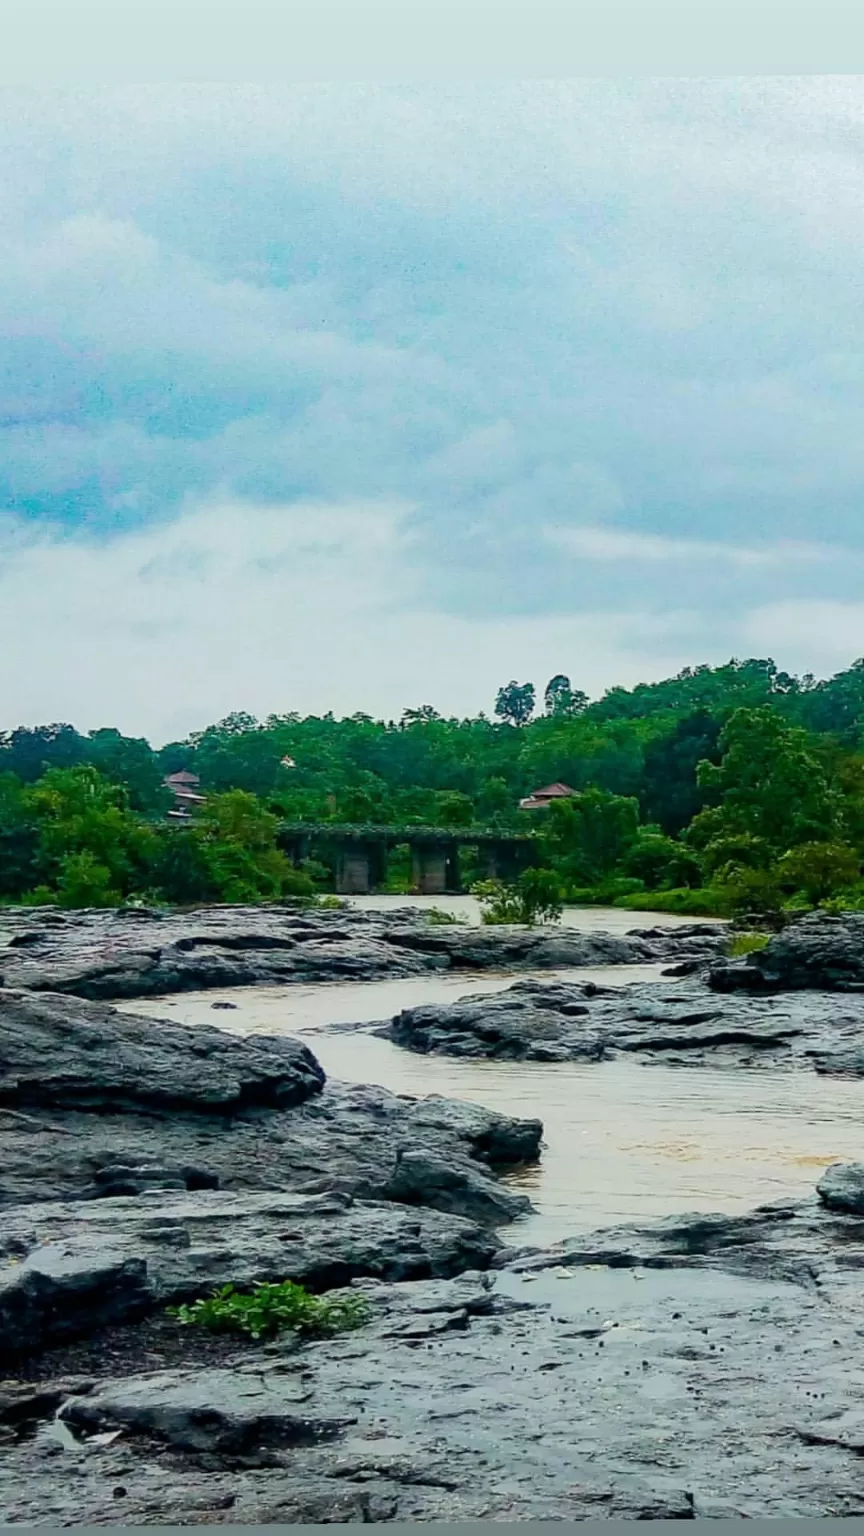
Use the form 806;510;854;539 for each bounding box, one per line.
385;1148;531;1225
0;988;325;1112
0;1188;501;1353
817;1162;864;1214
0;993;541;1221
385;975;852;1070
709;911;864;994
10;1179;864;1521
0;903;725;1001
60;1367;357;1453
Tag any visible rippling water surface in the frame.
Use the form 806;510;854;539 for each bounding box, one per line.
122;937;864;1247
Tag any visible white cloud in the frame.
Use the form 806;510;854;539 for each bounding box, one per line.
544;525;839;568
742;601;864;672
0;496;714;743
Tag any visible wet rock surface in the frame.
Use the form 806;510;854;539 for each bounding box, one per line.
385;973;864;1072
0;987;326;1113
0;992;540;1215
0;1189;500;1354
709;910;864;993
0;903;724;1000
9;1192;864;1521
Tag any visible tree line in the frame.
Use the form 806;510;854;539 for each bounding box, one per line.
3;656;864;914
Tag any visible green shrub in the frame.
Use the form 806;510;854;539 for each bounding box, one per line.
727;931;770;956
169;1280;370;1342
613;886;732;916
425;906;461;925
565;877;645;906
473;868;563;926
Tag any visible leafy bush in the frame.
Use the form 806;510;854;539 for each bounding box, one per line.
474;868;563;926
727;931;770;956
776;841;860;906
565;877;645;905
169;1280;370;1342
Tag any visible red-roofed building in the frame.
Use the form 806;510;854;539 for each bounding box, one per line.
164;770;206;821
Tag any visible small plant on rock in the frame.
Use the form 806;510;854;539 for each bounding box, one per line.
425;906;461;925
169;1280;370;1341
727;931;770;957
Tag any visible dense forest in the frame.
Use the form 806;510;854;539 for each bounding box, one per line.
4;656;864;916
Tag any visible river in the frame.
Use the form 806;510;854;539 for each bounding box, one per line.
119;900;864;1248
347;893;708;929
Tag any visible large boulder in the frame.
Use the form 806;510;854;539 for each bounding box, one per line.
816;1161;864;1214
0;992;542;1221
386;976;809;1067
0;987;325;1113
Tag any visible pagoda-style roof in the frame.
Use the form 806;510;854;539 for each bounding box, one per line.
519;782;575;811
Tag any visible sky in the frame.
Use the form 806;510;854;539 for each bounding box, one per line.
2;80;864;744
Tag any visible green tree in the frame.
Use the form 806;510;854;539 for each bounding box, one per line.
495;681;536;727
193;789;313;902
776;842;860;906
544;788;640;887
435;792;474;828
694;708;843;854
0;772;40;897
54;851;121;908
476;775;514;826
85;729;168;814
474;867;563;926
24;766;157;900
623;830;701;890
543;675;588;717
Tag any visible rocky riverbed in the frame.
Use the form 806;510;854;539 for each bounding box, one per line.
0;902;724;1000
6;907;864;1522
10;1151;864;1521
385;970;864;1074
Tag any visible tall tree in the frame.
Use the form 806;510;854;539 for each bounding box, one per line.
693;707;843;854
543;675;588;717
495;681;536;727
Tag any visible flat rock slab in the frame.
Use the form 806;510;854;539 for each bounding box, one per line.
386;974;864;1071
0;903;724;1000
9;1194;864;1522
60;1367;358;1453
0;1188;501;1353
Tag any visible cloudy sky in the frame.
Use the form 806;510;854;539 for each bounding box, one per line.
2;80;863;742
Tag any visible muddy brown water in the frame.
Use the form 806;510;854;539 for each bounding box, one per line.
121;932;864;1248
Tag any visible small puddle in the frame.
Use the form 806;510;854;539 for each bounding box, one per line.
494;1264;803;1319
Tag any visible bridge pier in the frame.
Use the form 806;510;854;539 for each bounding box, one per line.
475;841;530;883
333;839;388;894
335;845;372;895
411;843;447;895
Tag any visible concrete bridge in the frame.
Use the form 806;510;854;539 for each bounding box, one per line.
278;823;538;895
